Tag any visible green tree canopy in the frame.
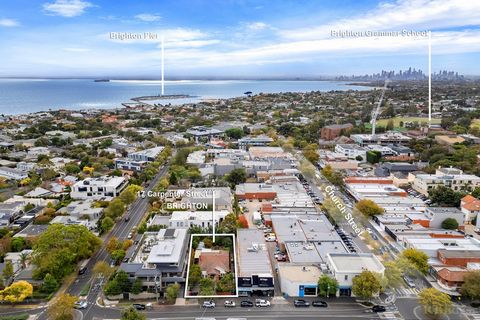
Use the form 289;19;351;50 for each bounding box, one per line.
121;306;146;320
317;274;339;297
441;218;459;230
418;288;452;318
32;224;101;281
355;199;384;216
351;271;382;299
460;270;480;300
401;248;429;275
226;168;247;186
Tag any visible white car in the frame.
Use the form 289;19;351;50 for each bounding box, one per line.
224;300;236;307
265;236;276;242
74;300;88;309
202;300;215;308
255;299;271;307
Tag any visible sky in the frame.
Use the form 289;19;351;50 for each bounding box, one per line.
0;0;479;78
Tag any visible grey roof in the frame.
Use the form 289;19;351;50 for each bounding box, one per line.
237;229;273;277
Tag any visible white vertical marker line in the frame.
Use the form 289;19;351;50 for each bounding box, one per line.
161;35;165;96
428;30;432;125
212;190;216;243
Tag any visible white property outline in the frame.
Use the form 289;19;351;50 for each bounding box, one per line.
184;233;239;298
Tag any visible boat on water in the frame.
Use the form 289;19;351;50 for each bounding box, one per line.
94;79;110;82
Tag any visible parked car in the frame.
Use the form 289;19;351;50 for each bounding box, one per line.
127;232;133;239
224;300;236;307
240;300;254;307
255;299;271;307
124;215;130;222
202;300;216;308
372;305;386;312
294;299;310;307
74;300;88;309
133;303;146;310
265;236;276;242
312;300;328;307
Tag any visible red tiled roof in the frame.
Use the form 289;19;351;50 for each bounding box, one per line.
198;250;230;276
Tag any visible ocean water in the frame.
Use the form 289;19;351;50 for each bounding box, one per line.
0;79;372;115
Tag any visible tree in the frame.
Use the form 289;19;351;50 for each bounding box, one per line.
41;273;58;294
48;293;78;320
188;264;202;289
317;274;338;297
104;199;125;219
2;261;13;280
321;165;344;186
120;185;142;205
0;281;33;303
111;249;126;265
92;261;114;279
237;215;249;228
169;172;178;185
217;273;235;293
32;224;101;281
428;186;465;207
461;270;480;300
165;283;180;302
355;199;383;216
225;128;245;139
366;150;382;164
11;237;26;252
383;261;403;288
101;216;115;233
226;168;247;185
121;306;145;320
303;144;320;163
199;277;215;296
418;288;452;318
401;248;429;275
116;270;131;292
351;271;381;299
106;237;120;253
472;187;480;199
131;278;143;295
441;218;459;230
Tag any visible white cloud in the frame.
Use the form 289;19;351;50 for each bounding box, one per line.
0;18;19;27
135;13;161;22
246;22;269;31
43;0;94;17
280;0;480;40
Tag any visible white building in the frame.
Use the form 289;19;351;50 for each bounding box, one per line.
335;144;367;161
168;210;229;229
412;167;480;195
326;253;385;296
278;264;322;297
128;146;164;162
70;176;128;199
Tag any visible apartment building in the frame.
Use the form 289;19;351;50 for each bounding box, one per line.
70;176;128;199
412;167;480;195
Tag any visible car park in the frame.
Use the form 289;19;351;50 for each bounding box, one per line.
312;300;328;307
294;299;310;307
240;300;254;307
224;300;236;307
255;299;271;307
202;300;216;308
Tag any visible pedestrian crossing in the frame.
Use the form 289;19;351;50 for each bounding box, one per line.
471;314;480;320
379;312;402;319
394;287;419;296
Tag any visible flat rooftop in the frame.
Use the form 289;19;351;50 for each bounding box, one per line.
277;264;322;283
327;253;385;274
236;229;273;277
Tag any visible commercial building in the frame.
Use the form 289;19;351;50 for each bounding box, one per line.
186;126;225;142
235;183;277;201
344;177;407;201
238;135;273;149
236;229;274;296
320;124;353;140
335;144;367;161
70;176;128;200
424;207;464;229
350;132;411;146
278;264;322;297
412;167;480;195
128;146;165;162
326;253;385;296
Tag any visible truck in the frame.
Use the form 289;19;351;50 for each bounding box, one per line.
78;258;90;275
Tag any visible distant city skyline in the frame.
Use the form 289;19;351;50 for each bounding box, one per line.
0;0;479;78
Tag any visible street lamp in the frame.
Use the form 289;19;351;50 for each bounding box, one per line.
326;283;330;298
